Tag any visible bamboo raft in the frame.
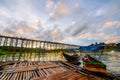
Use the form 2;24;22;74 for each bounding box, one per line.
0;61;105;80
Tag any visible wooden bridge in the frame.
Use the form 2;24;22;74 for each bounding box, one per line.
0;35;79;62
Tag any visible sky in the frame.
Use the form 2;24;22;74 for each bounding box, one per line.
0;0;120;46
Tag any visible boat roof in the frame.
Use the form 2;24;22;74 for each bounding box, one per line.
79;46;104;52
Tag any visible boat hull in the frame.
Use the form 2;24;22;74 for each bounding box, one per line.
63;53;80;65
83;62;106;69
82;55;106;72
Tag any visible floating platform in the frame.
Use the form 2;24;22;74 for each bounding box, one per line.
0;61;106;80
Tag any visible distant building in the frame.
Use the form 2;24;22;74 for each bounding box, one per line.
105;43;116;46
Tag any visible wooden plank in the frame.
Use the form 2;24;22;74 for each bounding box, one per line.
16;72;20;80
22;72;25;80
3;73;9;80
10;73;16;80
19;72;22;80
0;73;7;80
0;72;6;78
14;72;19;80
7;73;13;80
6;64;60;73
48;70;75;80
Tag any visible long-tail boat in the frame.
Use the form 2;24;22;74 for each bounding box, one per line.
82;54;106;72
60;51;80;65
79;46;107;73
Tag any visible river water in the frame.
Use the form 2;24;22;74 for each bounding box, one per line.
1;51;120;75
102;52;120;75
80;52;120;75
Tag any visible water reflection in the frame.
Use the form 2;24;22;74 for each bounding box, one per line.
0;52;60;61
0;51;120;74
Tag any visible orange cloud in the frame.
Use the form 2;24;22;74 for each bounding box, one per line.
49;1;70;20
51;27;63;41
16;26;35;34
102;21;120;29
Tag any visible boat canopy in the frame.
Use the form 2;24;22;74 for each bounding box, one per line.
79;46;104;52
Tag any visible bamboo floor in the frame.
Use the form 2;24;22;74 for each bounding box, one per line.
0;61;105;80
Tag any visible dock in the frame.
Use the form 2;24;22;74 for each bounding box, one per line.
0;61;104;80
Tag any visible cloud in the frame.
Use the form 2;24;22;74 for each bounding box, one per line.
23;24;64;42
98;21;120;35
41;24;63;42
46;0;54;9
2;21;36;37
95;9;104;16
51;26;63;41
0;7;11;19
78;28;120;44
49;1;70;20
105;35;120;43
102;21;120;30
79;32;104;41
72;24;90;36
0;0;46;38
35;19;44;27
65;21;92;37
91;20;120;43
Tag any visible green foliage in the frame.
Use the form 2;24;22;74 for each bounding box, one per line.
104;46;120;52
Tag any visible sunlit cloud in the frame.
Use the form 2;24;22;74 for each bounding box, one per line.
102;21;120;30
51;27;63;41
48;0;70;20
105;35;120;43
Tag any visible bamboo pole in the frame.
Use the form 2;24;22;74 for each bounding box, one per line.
25;40;28;61
18;40;24;61
42;42;45;61
38;42;41;61
34;41;37;61
3;37;8;46
0;37;2;46
23;40;26;61
27;41;31;61
49;44;52;61
13;38;18;61
46;43;49;61
30;41;33;61
4;37;9;61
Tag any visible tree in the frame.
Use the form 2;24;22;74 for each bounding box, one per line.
99;42;105;46
117;43;120;47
